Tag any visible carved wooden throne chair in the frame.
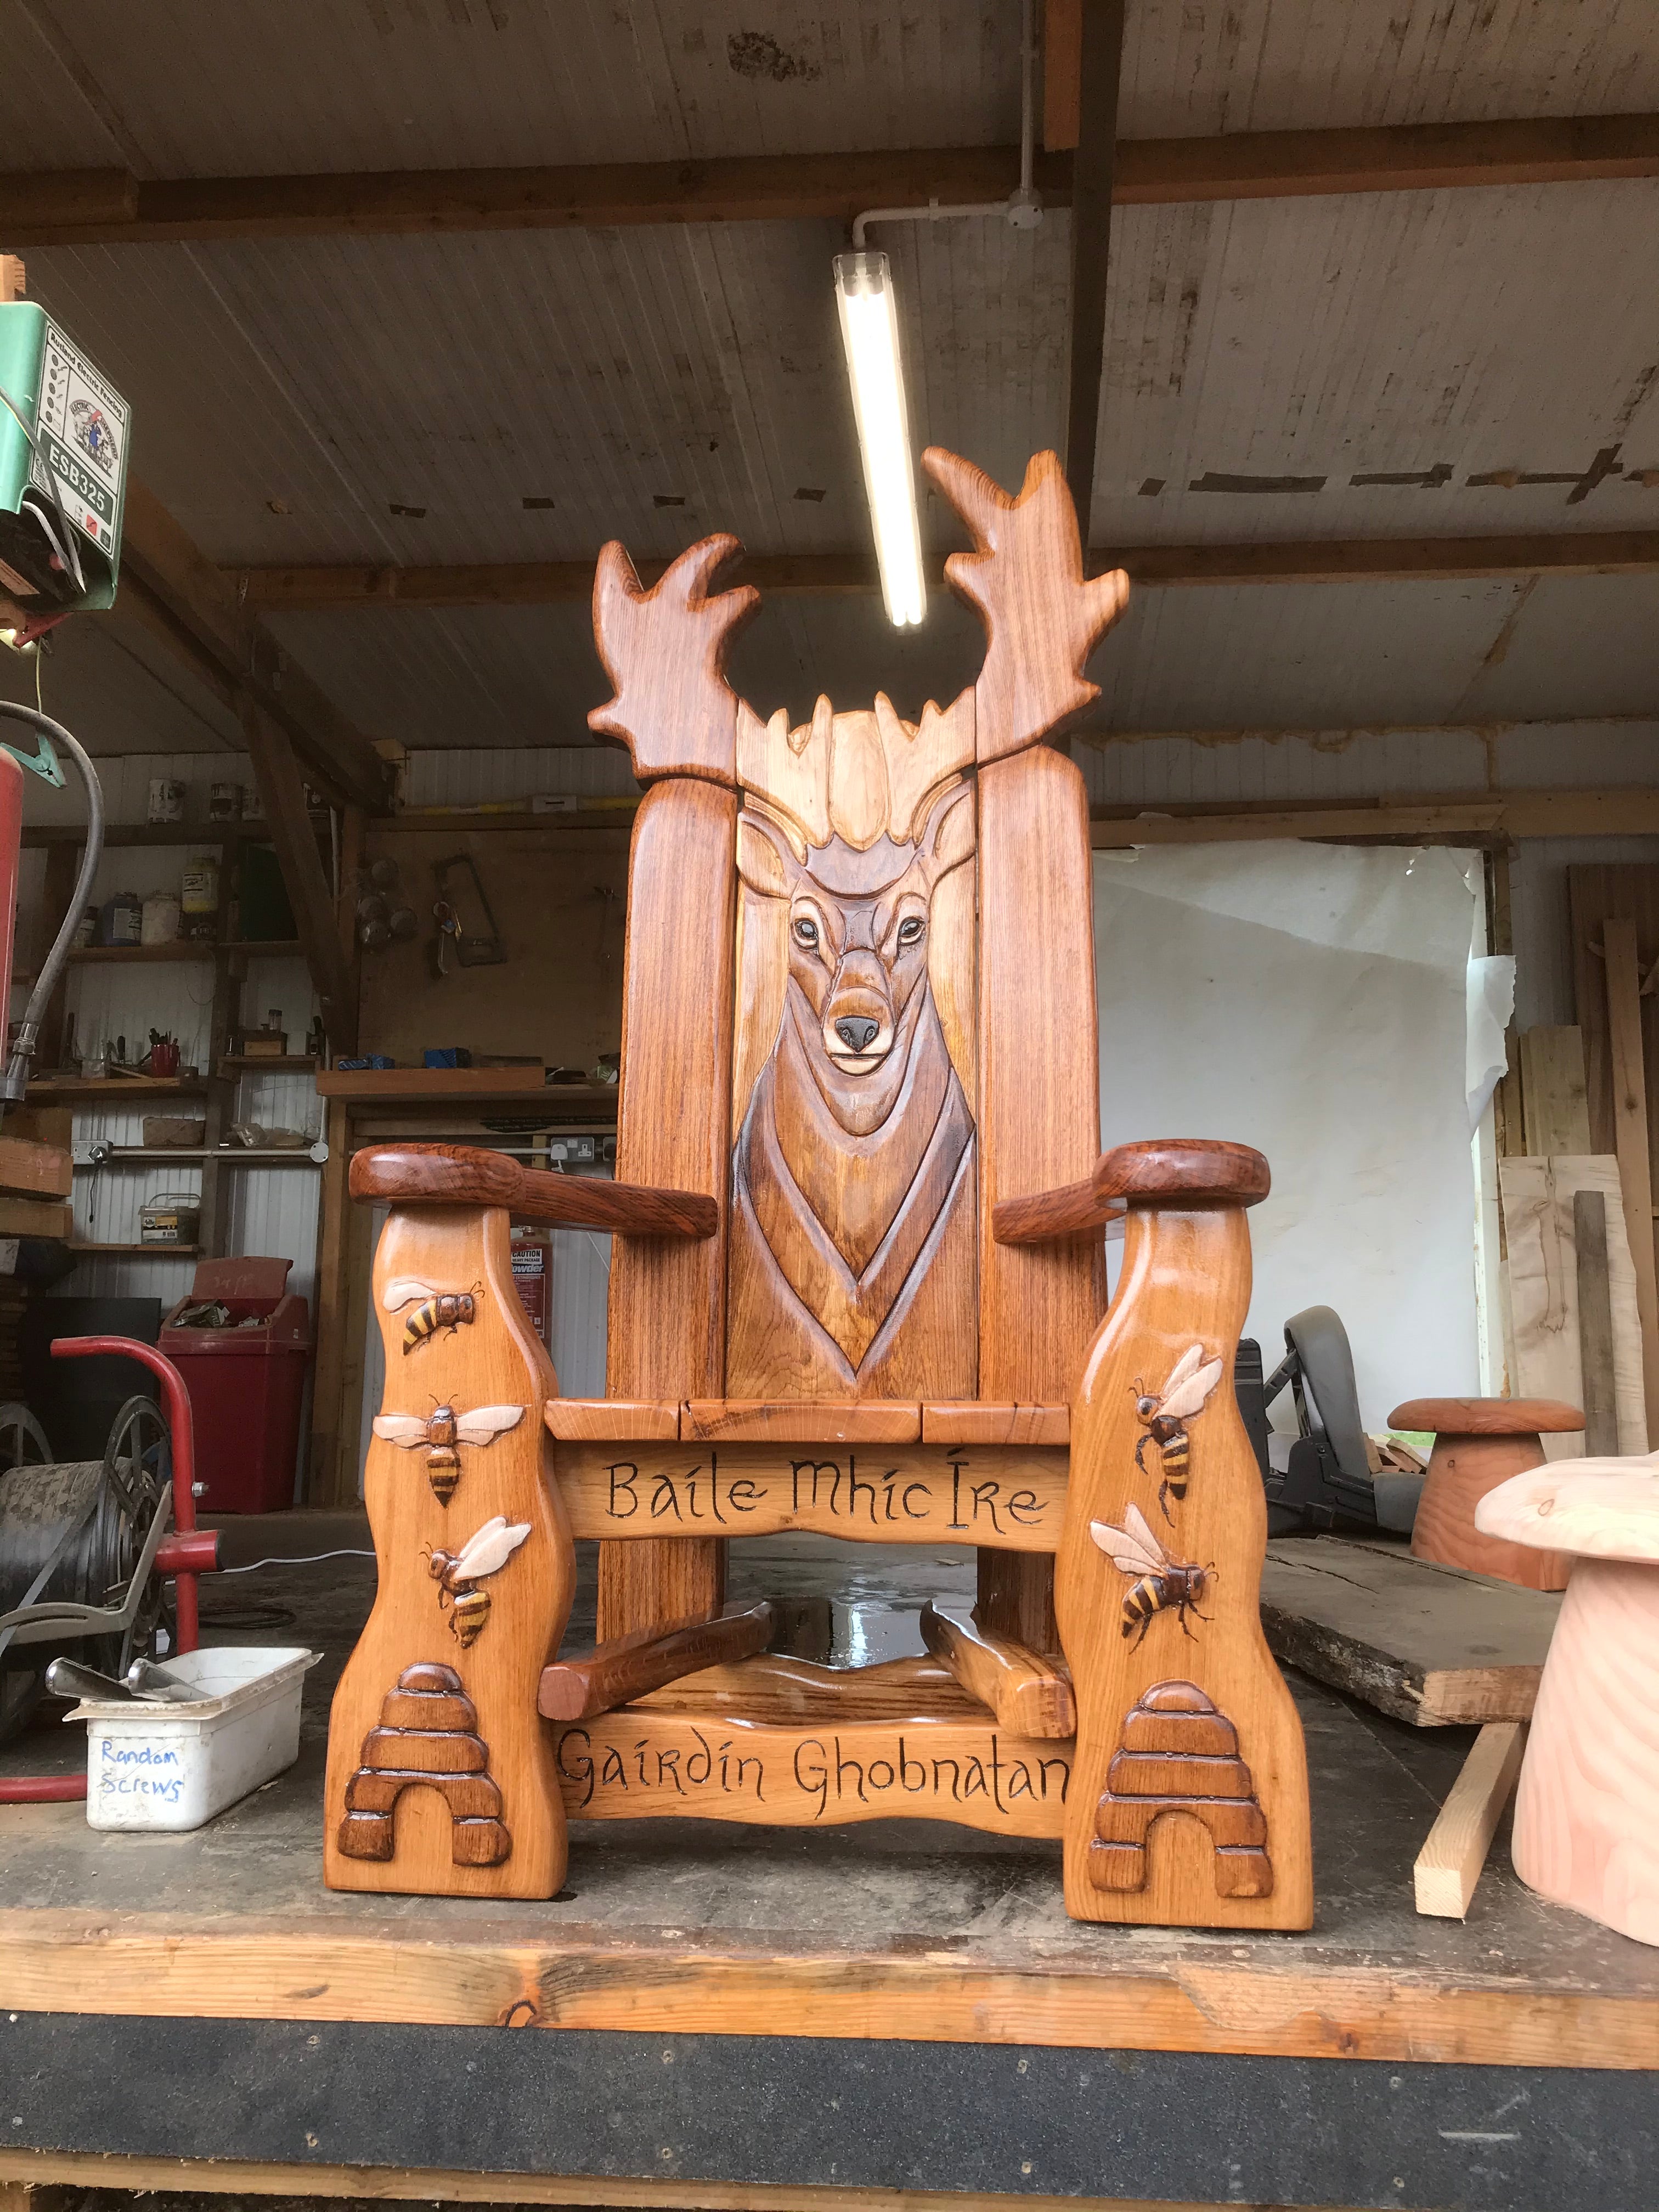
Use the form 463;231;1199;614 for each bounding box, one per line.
324;448;1312;1931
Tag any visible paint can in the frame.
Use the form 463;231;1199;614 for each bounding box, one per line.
207;782;241;822
146;776;185;825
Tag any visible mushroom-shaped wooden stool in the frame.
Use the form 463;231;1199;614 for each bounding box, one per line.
1391;1396;1584;1591
1475;1454;1659;1945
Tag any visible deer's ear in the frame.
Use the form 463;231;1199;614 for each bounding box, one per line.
916;778;976;880
736;809;799;900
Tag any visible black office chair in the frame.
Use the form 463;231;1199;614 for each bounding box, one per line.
1249;1306;1424;1538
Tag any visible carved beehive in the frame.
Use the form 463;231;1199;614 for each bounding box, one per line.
1088;1679;1273;1897
336;1661;511;1867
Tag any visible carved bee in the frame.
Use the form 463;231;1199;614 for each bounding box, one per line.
425;1514;531;1647
1133;1344;1224;1520
1091;1503;1214;1649
372;1401;524;1504
383;1276;482;1356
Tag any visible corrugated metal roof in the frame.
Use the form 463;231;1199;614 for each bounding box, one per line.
2;2;1655;754
9;0;1659;180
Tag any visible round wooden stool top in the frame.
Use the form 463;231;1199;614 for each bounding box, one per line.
1389;1397;1584;1436
1396;1397;1584;1591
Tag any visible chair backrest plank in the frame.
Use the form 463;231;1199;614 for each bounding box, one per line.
600;777;737;1638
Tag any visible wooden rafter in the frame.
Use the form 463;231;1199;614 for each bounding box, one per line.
2;112;1657;245
238;695;359;1053
227;530;1659;611
117;478;391;815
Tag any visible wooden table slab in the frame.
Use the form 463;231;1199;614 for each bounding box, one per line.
1261;1536;1559;1725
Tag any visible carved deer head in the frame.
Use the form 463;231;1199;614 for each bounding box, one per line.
736;774;974;1134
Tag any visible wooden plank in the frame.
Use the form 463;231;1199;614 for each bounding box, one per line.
537;1602;774;1720
232;533;1659;611
0;1197;69;1238
552;1710;1073;1837
1499;1155;1647;1457
556;1440;1068;1550
0;2160;1449;2212
1601;916;1659;1441
8;115;1659;249
0;1901;1652;2067
545;1398;680;1441
324;1204;574;1899
318;1068;552;1099
1519;1026;1593;1155
921;1601;1076;1737
1259;1539;1559;1726
682;1401;921;1444
0;2158;1453;2212
922;1401;1069;1445
1414;1722;1527;1921
1574;1189;1621;1458
0;1136;69;1200
1061;0;1125;540
975;744;1104;1651
600;779;736;1640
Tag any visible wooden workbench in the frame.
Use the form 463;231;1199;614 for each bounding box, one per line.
1;1528;1654;2212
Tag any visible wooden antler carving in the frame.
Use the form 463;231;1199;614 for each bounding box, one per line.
923;448;1129;764
588;535;757;785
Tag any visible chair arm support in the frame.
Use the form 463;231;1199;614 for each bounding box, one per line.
992;1138;1270;1244
348;1142;719;1237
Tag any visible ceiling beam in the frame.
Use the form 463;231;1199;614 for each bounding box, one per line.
1090;788;1659;847
1062;0;1125;543
118;477;392;813
3;112;1657;246
228;531;1659;612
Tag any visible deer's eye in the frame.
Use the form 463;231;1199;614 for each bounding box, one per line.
793;917;819;947
896;916;925;946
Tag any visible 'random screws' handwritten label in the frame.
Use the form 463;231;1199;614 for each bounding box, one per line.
554;1442;1066;1551
94;1735;186;1804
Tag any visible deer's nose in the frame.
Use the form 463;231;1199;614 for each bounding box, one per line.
835;1016;880;1053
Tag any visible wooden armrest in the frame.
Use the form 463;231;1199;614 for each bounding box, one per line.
920;1602;1075;1737
992;1138;1269;1245
538;1602;774;1722
349;1142;718;1237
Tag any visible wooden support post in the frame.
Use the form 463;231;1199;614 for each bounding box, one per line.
35;840;77;1068
1414;1720;1527;1920
307;1098;354;1505
1601;918;1659;1439
239;696;359;1054
1056;1139;1311;1929
1060;0;1125;542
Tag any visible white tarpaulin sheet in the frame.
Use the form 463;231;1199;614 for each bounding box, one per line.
1094;843;1484;1433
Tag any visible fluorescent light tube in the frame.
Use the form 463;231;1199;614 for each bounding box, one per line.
833;251;926;628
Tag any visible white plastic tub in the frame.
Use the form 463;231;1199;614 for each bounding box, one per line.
67;1645;320;1831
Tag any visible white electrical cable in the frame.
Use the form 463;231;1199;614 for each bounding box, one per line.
219;1549;375;1574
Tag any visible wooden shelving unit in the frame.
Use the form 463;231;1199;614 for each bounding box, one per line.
67;943;216;965
27;1077;208;1102
316;1068;617;1105
218;1054;319;1073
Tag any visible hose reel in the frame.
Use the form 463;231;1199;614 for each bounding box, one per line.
0;1395;175;1742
